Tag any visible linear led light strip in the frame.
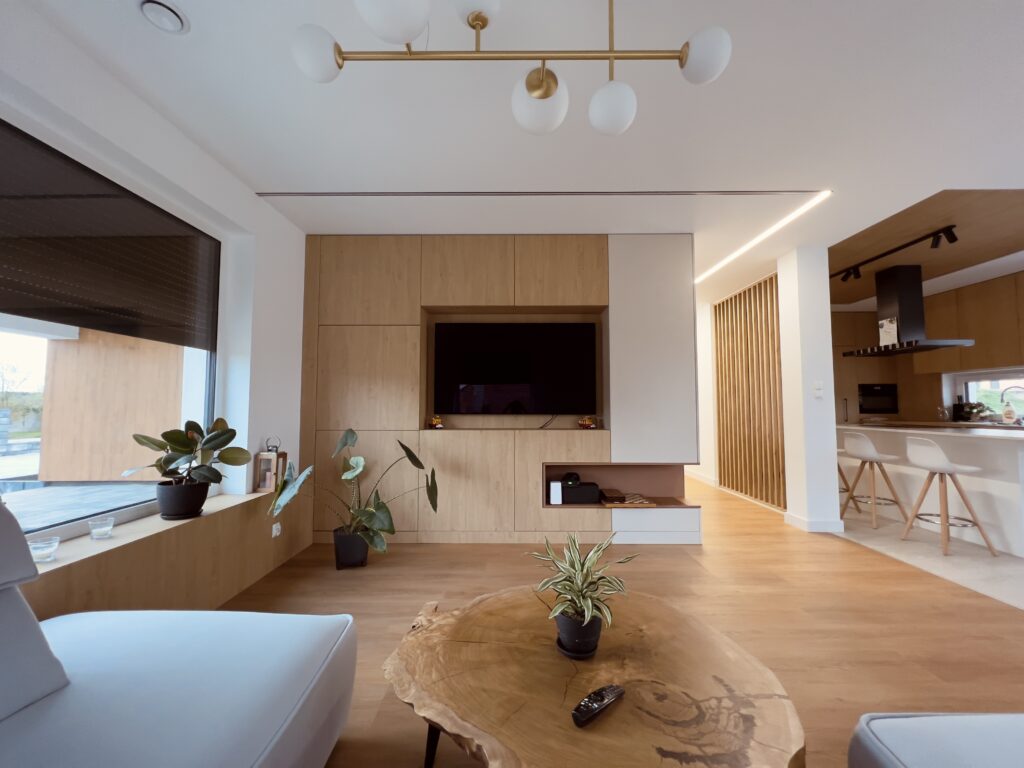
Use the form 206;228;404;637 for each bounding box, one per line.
694;190;833;285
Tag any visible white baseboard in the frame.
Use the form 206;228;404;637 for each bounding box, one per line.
784;512;845;533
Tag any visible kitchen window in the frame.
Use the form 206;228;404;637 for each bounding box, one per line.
0;118;220;535
953;369;1024;422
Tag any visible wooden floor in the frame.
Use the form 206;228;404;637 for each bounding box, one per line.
223;481;1024;767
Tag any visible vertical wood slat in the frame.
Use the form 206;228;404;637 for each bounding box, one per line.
713;275;786;509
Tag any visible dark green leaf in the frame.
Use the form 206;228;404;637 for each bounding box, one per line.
161;430;195;452
122;461;160;477
184;420;205;440
133;434;169;452
217;447;252;466
341;456;365;480
331;428;359;458
370;498;395;535
268;464;313;517
190;465;223;484
201;428;236;451
358;528;387;553
425;468;438;512
199;449;213;466
208;417;229;433
397;440;425;470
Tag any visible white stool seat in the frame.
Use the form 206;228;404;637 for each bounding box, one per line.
843;432;899;463
907;437;980;475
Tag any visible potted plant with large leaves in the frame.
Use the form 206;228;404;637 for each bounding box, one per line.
124;418;253;520
529;533;637;660
326;429;439;569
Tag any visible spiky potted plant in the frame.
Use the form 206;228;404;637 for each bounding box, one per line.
529;533;637;660
326;429;439;569
124;418;252;520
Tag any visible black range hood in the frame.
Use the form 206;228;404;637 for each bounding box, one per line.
842;265;974;358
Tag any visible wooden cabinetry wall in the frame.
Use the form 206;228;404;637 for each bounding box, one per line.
713;275;786;509
300;235;613;544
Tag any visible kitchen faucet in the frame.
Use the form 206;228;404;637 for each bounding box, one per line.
1000;385;1024;403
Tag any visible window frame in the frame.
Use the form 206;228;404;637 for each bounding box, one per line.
950;366;1024;409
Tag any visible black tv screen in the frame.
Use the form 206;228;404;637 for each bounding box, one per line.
433;323;597;415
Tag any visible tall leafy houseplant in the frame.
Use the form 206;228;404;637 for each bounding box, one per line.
529;533;637;659
125;418;252;520
326;428;439;568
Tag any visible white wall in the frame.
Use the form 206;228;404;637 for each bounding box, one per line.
0;1;306;493
777;247;843;532
691;301;718;484
607;235;699;463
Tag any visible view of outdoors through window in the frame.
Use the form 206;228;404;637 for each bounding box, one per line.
964;374;1024;422
0;325;208;534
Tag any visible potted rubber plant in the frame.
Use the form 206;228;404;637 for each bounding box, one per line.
529;533;637;660
124;418;252;520
326;428;439;569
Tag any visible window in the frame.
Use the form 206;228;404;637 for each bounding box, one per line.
0;118;220;534
953;368;1024;423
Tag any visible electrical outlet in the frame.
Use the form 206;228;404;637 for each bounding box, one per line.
271;522;282;539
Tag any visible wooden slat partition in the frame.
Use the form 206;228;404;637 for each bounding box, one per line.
714;275;786;508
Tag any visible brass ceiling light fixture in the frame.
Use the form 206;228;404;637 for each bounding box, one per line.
292;0;732;136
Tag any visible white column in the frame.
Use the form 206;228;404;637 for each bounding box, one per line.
777;247;843;532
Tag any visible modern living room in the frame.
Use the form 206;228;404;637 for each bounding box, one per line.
2;2;1023;767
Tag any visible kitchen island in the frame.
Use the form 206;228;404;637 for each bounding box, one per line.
837;424;1024;556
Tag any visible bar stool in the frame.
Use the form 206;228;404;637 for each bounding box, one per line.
901;437;998;557
837;462;865;516
840;432;909;528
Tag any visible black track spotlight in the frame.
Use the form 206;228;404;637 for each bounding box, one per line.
851;266;861;280
944;226;958;245
931;233;943;249
840;266;862;282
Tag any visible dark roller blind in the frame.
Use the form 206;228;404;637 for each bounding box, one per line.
0;119;220;351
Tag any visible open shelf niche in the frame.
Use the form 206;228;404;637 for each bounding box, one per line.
542;463;697;509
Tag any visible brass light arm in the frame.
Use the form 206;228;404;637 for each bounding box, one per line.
608;0;616;81
336;49;683;64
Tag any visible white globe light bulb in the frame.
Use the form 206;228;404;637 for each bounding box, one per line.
681;26;732;85
291;24;340;83
451;0;501;25
588;81;638;135
354;0;431;45
510;67;570;135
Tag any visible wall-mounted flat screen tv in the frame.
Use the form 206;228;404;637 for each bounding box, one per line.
433;323;597;415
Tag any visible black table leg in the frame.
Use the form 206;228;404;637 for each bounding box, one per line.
424;722;441;768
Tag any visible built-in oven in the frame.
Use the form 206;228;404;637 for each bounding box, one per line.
858;383;899;415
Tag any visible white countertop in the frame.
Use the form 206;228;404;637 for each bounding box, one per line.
837;423;1024;442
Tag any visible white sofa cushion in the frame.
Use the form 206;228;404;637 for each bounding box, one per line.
0;610;357;768
0;500;70;722
849;713;1024;767
0;499;36;588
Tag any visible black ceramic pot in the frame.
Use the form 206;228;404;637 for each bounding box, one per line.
334;530;369;569
156;480;210;520
555;613;603;660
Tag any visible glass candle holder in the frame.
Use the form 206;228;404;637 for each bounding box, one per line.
88;517;116;540
29;536;60;563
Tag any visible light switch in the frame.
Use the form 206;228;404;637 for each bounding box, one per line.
271;522;282;538
813;380;824;399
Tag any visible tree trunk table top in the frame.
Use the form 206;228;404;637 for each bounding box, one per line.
384;586;805;768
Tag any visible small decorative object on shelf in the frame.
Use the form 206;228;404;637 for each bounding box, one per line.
529;532;637;660
28;536;60;563
429;415;445;430
88;517;115;540
254;436;287;493
577;415;597;429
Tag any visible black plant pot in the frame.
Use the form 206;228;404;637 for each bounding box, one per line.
555;613;603;660
334;530;369;570
156;480;210;520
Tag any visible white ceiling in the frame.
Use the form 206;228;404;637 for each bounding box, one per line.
33;0;1024;301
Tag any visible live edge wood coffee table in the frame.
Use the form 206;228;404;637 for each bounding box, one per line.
384;586;805;768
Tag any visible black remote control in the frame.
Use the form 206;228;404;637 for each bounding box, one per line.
572;684;625;728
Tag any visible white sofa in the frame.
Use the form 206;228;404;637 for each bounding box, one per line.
0;501;357;768
849;713;1024;767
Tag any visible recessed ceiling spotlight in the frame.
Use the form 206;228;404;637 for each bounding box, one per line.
141;1;189;35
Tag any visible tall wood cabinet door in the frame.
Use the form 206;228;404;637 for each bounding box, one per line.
957;278;1019;371
417;430;516;532
421;236;515;306
514;235;609;307
319;236;421;325
313;431;422;534
914;291;962;374
316;326;420;430
515;430;611;532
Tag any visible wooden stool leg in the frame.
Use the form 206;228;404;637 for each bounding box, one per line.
950;473;999;557
939;473;950;555
902;472;935;540
841;461;866;519
878;464;909;522
838;463;865;517
869;462;878;529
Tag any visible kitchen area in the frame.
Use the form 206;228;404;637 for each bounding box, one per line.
830;190;1024;568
